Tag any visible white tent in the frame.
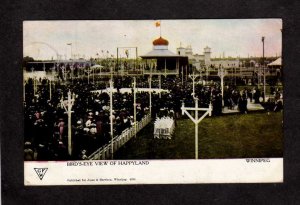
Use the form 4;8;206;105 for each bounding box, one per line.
268;57;282;66
153;117;175;139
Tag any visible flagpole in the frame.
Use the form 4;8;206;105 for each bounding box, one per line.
160;20;161;37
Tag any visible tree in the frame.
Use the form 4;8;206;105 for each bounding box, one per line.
22;56;34;68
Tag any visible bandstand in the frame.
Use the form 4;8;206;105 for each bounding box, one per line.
140;36;189;76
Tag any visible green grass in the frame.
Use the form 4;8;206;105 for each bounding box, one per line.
114;112;283;159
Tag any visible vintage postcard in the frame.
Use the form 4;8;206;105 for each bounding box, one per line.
23;19;283;185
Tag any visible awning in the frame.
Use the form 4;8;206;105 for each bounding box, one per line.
268;57;282;66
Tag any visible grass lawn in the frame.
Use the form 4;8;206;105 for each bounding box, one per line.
114;112;283;159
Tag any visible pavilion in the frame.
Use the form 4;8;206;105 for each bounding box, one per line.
267;57;282;78
140;36;189;76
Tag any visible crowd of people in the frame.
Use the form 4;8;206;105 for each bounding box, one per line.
24;74;283;161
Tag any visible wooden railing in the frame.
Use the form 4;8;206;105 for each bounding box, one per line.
88;113;151;160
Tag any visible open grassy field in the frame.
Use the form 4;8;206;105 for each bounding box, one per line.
114;112;283;159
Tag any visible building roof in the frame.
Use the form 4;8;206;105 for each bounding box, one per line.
153;37;169;46
140;49;180;58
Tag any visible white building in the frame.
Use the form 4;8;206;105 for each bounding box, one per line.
177;45;240;69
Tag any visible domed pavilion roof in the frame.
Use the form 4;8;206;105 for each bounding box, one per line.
153;37;169;46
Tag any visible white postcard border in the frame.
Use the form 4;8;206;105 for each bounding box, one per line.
24;158;283;185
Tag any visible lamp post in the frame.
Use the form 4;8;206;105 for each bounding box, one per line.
218;65;227;106
159;75;161;98
67;43;72;60
181;97;212;159
133;77;137;138
181;66;184;85
109;79;114;159
262;36;266;102
33;77;37;96
189;71;200;96
148;76;152;116
49;78;52;100
61;90;75;156
23;78;26;102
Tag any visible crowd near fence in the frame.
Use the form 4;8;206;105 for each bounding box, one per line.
88;113;151;160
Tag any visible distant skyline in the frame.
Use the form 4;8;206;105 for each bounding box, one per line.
23;19;282;60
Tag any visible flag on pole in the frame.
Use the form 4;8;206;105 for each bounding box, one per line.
155;21;161;27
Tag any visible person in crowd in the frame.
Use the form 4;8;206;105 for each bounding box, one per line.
24;72;280;160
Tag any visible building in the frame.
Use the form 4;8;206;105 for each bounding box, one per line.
177;45;240;70
140;36;189;76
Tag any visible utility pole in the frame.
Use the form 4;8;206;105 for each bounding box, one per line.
181;66;184;85
61;90;75;156
87;66;90;84
33;77;37;96
185;65;188;83
189;71;200;96
218;65;227;106
148;75;152;116
67;43;73;60
133;77;137;138
181;97;212;159
49;78;52;100
262;36;266;102
109;79;114;159
159;75;161;98
23;79;26;102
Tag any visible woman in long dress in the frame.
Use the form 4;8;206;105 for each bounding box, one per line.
58;118;65;141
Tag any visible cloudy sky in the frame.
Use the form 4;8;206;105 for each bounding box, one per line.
23;19;282;60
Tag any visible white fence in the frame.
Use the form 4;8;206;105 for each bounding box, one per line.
88;113;151;160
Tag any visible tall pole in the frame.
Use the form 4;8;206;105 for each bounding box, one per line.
195;98;199;159
133;77;137;138
49;79;52;100
185;65;188;83
70;43;73;59
159;75;161;98
23;80;26;102
181;97;212;159
221;74;224;104
93;68;95;84
234;66;236;86
33;77;36;96
218;66;227;106
189;71;199;96
109;79;114;159
262;36;266;102
61;90;75;156
87;67;90;84
149;76;152;116
159;20;162;37
67;91;72;156
181;66;184;85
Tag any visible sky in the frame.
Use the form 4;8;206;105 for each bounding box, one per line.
23;19;282;60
